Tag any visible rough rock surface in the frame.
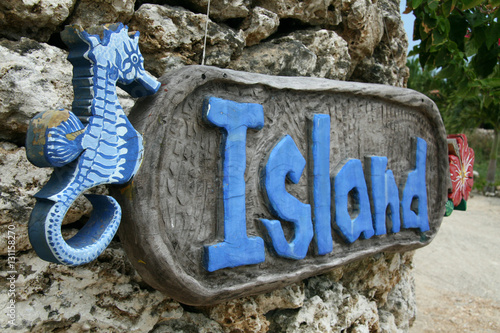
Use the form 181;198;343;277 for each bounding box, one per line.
0;0;77;41
0;0;417;332
241;6;280;47
0;38;73;145
229;29;351;80
130;4;245;76
67;0;136;28
1;248;415;332
339;0;385;72
1;244;181;332
0;143;52;255
181;0;251;21
350;0;410;87
255;0;343;26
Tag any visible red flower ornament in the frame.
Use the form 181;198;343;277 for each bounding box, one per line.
447;134;474;210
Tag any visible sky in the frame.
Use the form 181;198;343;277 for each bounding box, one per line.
399;0;419;53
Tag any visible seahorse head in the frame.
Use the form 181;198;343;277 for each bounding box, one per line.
62;23;160;98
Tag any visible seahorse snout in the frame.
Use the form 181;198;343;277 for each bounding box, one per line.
118;71;161;98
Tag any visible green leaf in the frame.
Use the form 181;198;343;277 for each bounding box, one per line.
465;10;492;28
444;199;454;216
427;0;440;11
409;43;425;58
449;41;467;60
425;36;435;52
423;15;438;31
478;78;500;88
437;16;451;33
448;14;468;51
419;51;431;68
483;95;494;108
412;0;425;9
432;28;448;46
442;0;454;17
434;47;451;68
485;22;500;49
495;8;500;20
460;0;485;10
455;199;467;211
465;36;479;57
413;18;422;40
472;45;499;78
456;77;472;96
418;18;433;42
436;64;457;79
471;26;487;52
408;48;420;57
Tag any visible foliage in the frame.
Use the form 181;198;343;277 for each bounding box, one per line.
467;130;500;190
406;58;446;110
405;0;499;129
406;0;499;79
406;0;500;189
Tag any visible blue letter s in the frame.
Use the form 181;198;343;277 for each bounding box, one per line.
261;135;313;259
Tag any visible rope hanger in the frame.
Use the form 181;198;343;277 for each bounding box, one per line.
201;0;211;66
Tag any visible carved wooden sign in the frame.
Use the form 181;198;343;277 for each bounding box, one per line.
111;65;449;305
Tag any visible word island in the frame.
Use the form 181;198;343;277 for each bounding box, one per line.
202;96;429;272
112;65;450;306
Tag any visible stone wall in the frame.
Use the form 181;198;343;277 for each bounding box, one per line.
0;0;413;332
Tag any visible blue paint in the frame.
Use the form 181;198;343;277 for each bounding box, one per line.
401;137;429;232
333;159;375;243
203;97;266;272
310;115;332;255
26;111;85;168
366;156;401;234
260;135;313;259
200;102;431;269
26;24;160;266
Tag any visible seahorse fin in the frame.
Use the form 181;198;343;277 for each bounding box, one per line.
45;128;85;167
26;110;85;168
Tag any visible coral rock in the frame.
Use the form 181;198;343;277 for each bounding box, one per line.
0;0;77;41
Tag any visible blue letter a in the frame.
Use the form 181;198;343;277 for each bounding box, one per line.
333;159;375;243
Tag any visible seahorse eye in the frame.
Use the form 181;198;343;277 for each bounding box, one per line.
131;54;139;64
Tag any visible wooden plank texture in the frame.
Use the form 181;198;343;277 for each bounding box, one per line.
111;65;449;306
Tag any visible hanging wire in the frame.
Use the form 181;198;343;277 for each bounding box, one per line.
201;0;211;66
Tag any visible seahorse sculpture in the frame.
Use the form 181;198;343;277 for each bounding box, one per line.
25;23;160;266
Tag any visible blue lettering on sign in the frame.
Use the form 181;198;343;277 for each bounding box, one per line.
260;135;313;259
401;138;429;232
203;97;266;272
333;159;375;243
310;115;332;255
365;156;401;235
204;99;430;271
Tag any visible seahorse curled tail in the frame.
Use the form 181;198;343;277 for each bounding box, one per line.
28;173;121;265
